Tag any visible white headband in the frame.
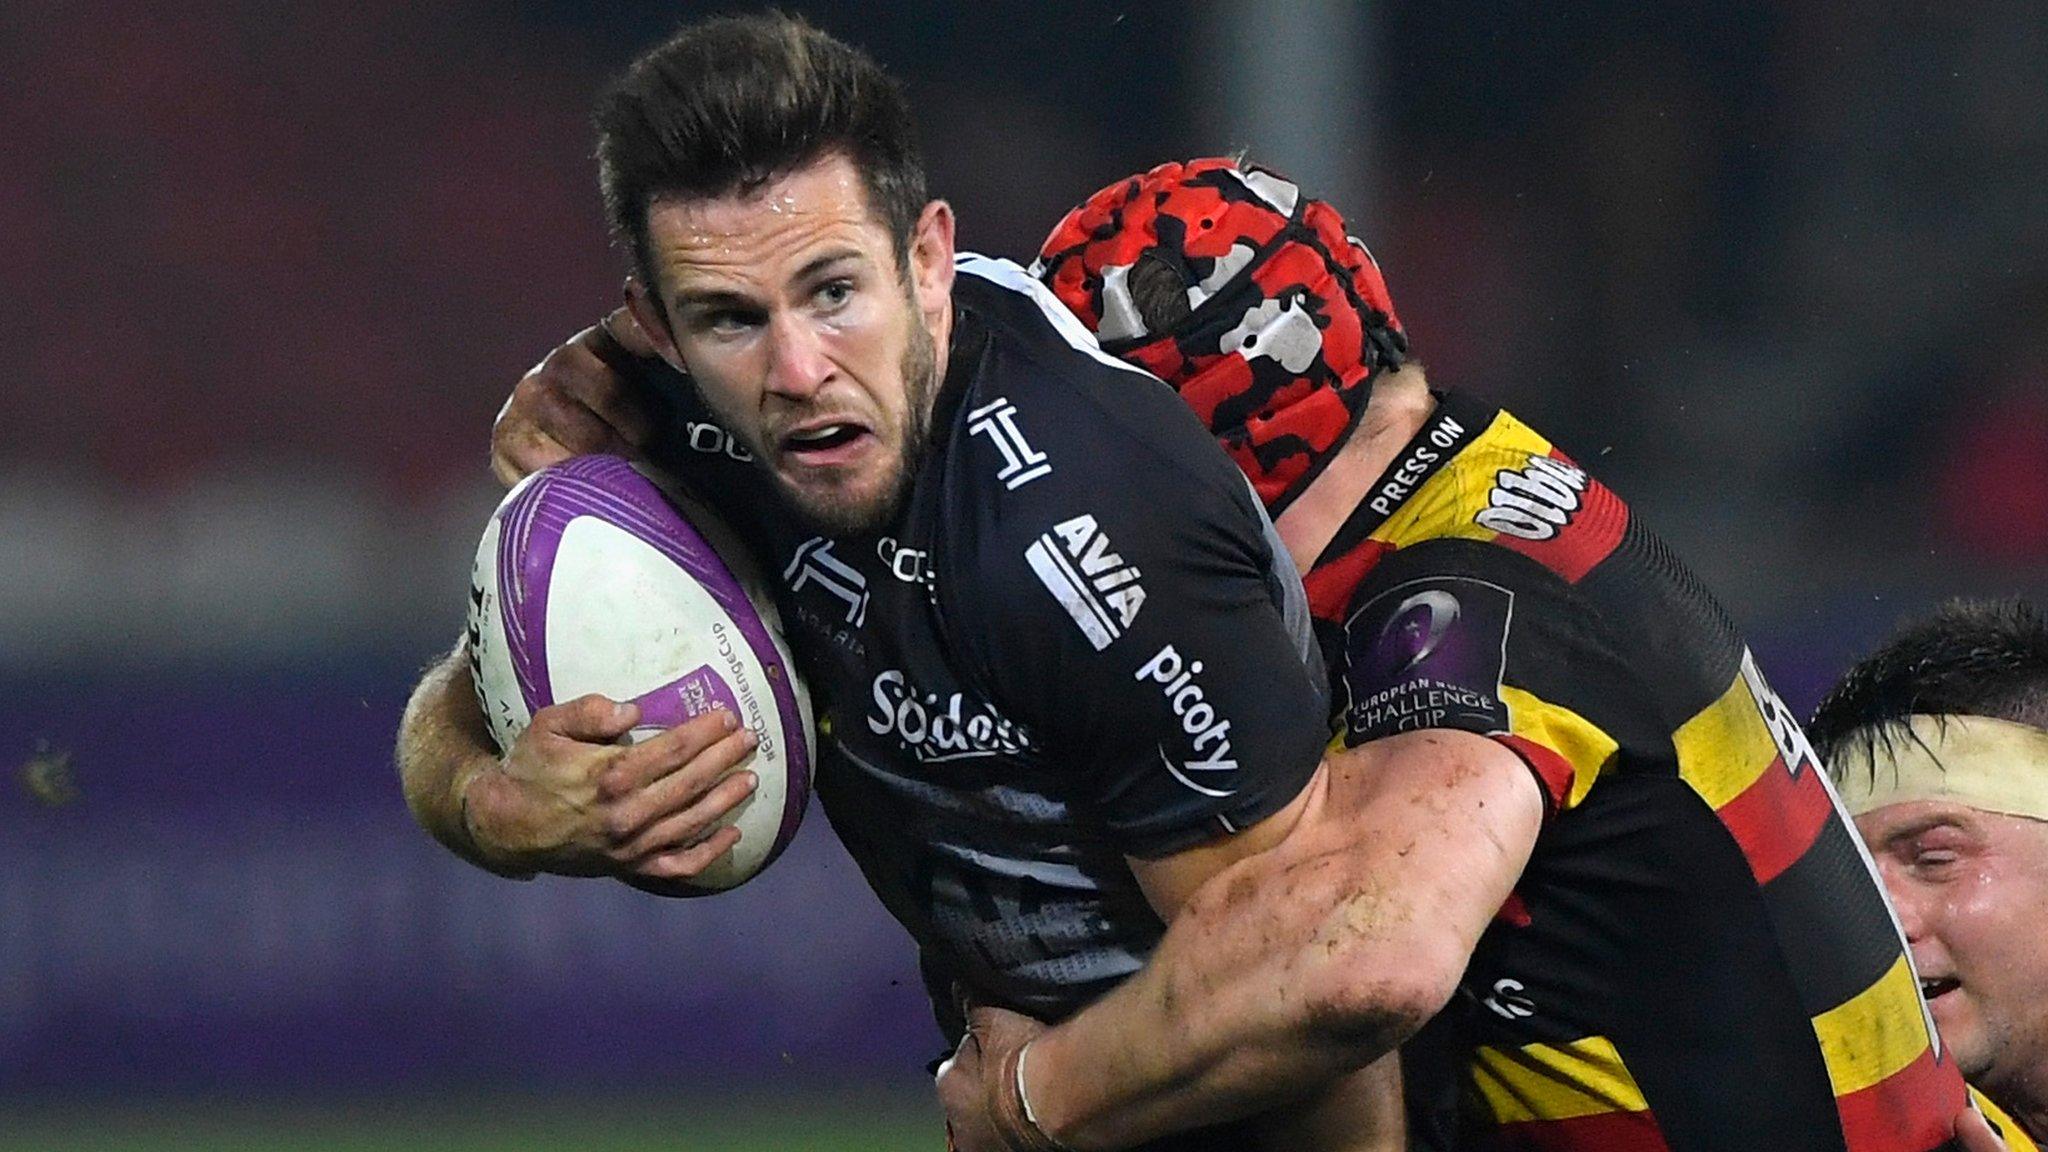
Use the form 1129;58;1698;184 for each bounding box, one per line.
1830;713;2048;821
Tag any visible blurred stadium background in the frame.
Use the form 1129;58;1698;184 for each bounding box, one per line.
3;1;2044;1148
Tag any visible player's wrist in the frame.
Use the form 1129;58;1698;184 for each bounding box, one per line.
457;765;538;880
991;1039;1073;1152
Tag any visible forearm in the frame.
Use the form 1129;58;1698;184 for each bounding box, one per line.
1119;778;1408;1152
1023;732;1542;1150
1026;836;1440;1149
396;641;527;877
1250;1053;1406;1152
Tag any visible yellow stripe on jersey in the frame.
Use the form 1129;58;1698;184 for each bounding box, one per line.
1501;685;1620;811
1972;1087;2042;1152
1470;1034;1651;1123
1672;669;1779;810
1813;955;1937;1096
1373;410;1554;551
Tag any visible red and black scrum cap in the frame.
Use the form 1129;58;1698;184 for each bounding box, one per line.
1033;158;1407;515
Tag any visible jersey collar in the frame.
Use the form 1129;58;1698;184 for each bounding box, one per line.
1312;390;1495;569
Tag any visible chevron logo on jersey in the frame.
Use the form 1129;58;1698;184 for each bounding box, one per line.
1024;514;1146;651
783;537;870;627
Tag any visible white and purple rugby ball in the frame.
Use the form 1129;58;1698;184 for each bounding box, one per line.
466;454;812;893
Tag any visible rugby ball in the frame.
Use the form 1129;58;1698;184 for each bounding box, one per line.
465;454;812;893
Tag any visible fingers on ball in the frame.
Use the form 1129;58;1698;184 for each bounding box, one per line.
640;824;743;879
608;758;758;848
548;693;636;741
613;709;747;783
622;778;756;859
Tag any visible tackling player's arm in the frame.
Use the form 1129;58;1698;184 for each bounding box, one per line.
1009;731;1541;1150
394;638;760;891
489;305;671;487
952;781;1409;1152
1128;790;1409;1152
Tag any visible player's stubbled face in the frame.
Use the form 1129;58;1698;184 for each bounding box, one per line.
1860;800;2048;1089
644;154;950;537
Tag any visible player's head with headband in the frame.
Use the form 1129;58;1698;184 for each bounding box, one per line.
1814;598;2048;818
1811;597;2048;1100
1033;158;1408;517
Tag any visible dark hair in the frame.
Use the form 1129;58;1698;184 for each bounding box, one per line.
1811;597;2048;775
594;13;927;295
1128;251;1193;334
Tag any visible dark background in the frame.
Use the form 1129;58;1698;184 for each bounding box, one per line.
3;1;2043;1145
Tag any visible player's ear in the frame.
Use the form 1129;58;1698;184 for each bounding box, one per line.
624;277;686;373
906;199;956;319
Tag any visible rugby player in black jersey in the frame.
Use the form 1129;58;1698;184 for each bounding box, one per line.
480;163;2017;1152
400;15;1398;1151
415;15;2010;1150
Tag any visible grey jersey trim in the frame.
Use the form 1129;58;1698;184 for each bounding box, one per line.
1245;472;1325;686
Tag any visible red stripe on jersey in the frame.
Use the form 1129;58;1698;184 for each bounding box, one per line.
1836;1046;1969;1152
1305;537;1394;623
1497;733;1575;818
1478;1107;1672;1152
1713;753;1835;885
1496;889;1533;928
1496;452;1629;584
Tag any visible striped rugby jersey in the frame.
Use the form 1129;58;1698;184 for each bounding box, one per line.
1308;391;1968;1151
1971;1089;2040;1152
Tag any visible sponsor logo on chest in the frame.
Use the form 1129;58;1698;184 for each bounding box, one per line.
876;536;932;586
867;669;1033;763
1025;513;1146;651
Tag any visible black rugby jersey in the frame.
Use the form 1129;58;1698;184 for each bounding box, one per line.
641;255;1329;1042
1299;392;1966;1152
